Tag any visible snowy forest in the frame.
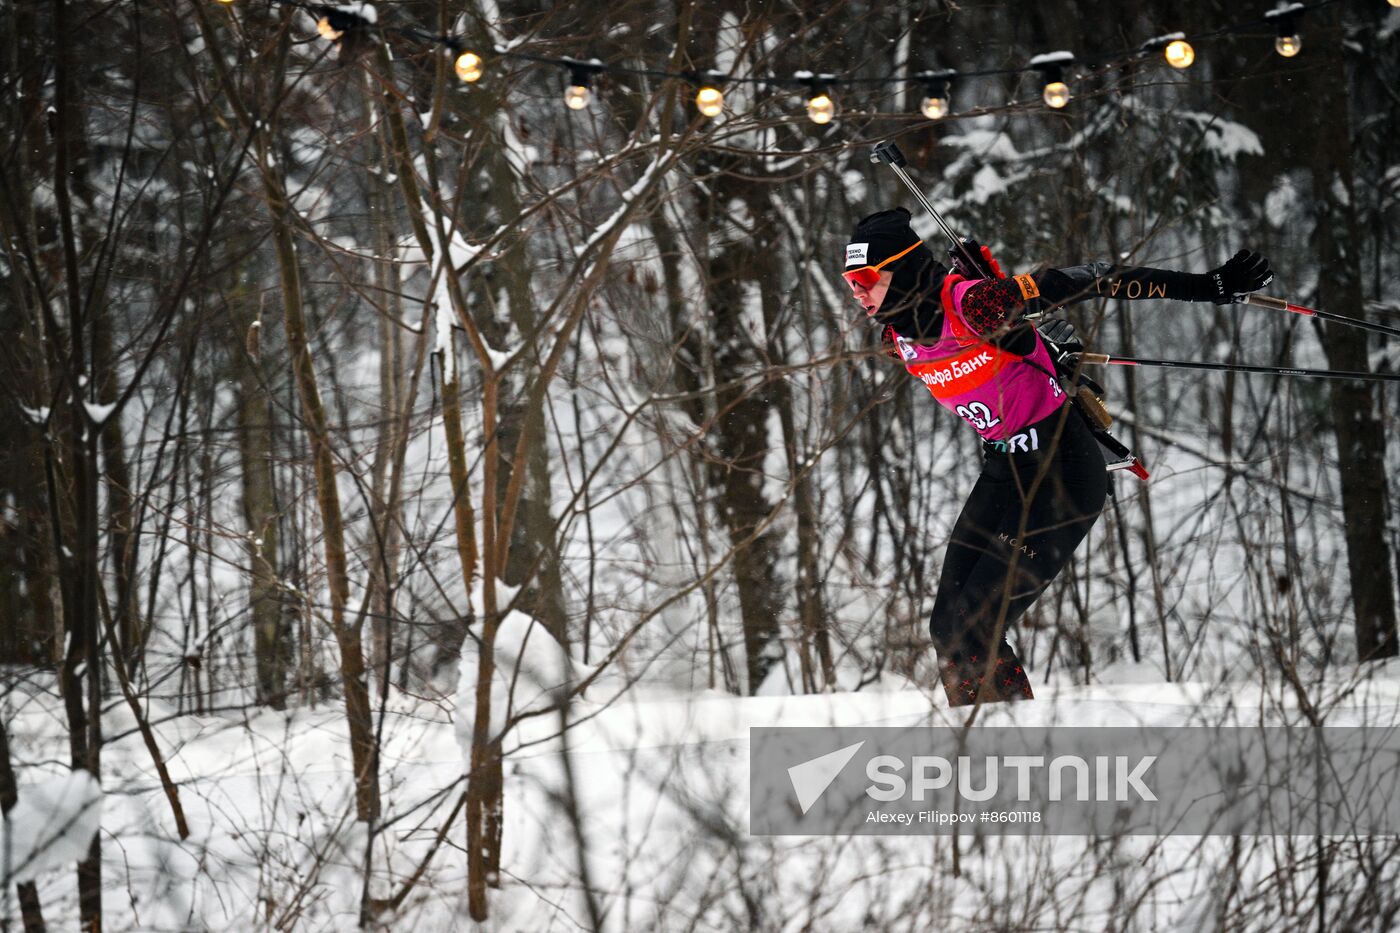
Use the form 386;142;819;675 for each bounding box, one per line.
3;0;1400;929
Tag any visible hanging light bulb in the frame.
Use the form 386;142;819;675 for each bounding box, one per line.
1029;52;1075;110
916;71;954;120
454;51;483;83
565;83;592;110
1141;33;1193;71
1042;79;1071;109
806;86;837;124
921;94;949;120
1389;0;1400;9
1265;5;1305;58
1164;39;1195;69
695;84;724;118
564;61;602;111
317;15;343;41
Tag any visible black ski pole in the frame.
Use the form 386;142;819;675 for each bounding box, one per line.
1074;352;1400;384
1244;293;1400;342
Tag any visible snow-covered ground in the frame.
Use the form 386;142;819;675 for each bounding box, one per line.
7;652;1400;931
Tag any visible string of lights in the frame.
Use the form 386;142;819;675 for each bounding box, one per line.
215;0;1394;122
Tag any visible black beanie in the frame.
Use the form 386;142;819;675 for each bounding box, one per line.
845;207;922;270
846;207;948;338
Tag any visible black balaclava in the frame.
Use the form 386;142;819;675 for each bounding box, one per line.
845;207;948;340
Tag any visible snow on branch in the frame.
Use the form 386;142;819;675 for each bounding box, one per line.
576;156;668;262
1028;51;1075;67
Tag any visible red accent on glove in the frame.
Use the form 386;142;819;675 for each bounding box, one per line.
981;244;1006;279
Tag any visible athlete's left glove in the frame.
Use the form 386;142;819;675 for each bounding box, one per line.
1202;249;1274;304
1036;318;1083;355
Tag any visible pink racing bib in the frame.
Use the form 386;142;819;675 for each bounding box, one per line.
892;276;1067;442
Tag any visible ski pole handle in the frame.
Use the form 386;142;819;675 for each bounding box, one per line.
869;139;983;275
870;140;908;168
1244;294;1289;312
882;159;961;245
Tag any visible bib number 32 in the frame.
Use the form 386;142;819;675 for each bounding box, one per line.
956;401;1002;432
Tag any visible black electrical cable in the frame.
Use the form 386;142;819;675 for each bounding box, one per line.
241;0;1369;108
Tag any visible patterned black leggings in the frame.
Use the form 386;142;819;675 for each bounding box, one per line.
929;408;1108;661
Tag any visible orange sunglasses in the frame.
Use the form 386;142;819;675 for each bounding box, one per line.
842;240;922;289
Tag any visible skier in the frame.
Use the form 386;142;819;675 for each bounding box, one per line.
843;208;1273;706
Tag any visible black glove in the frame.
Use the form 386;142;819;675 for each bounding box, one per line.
1202;249;1273;304
948;238;1004;281
1036;318;1082;355
1037;319;1106;396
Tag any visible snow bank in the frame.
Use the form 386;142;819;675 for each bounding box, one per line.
9;666;1400;929
454;583;596;764
1;769;103;884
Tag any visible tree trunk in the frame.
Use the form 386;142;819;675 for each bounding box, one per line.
94;306;140;670
703;177;783;694
263;146;380;821
235;301;290;709
49;0;104;923
440;364;479;613
760;215;834;692
362;83;409;693
1306;22;1398;661
1;719;48;931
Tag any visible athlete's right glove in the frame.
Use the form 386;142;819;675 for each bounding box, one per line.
948;238;1005;281
1202;249;1274;304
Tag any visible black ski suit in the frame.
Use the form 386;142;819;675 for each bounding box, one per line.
895;262;1216;704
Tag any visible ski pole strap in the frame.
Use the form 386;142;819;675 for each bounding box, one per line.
1075;352;1400;384
1243;293;1400;341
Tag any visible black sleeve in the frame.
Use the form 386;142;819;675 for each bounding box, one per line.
1033;262;1211;308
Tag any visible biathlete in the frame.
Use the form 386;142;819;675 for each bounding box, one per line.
842;208;1273;706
